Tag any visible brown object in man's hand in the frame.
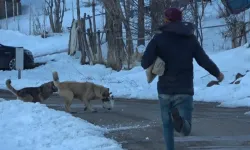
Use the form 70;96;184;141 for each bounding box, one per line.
206;80;220;87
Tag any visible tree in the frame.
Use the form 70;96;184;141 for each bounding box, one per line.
137;0;145;46
121;0;134;69
217;4;248;48
182;0;207;47
150;0;169;33
45;0;65;33
76;0;86;64
102;0;124;71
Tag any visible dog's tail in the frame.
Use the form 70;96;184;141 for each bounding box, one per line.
5;79;17;95
52;71;60;88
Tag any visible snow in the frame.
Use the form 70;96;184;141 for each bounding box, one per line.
245;111;250;115
0;99;122;150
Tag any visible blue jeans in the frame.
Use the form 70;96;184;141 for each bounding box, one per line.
158;94;194;150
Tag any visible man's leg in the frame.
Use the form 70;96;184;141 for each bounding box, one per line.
158;94;175;150
171;94;194;136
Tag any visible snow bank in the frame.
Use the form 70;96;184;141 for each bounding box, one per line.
0;100;122;150
245;111;250;115
1;45;250;108
0;29;69;57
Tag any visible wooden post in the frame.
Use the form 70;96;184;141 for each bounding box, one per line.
82;13;94;64
97;30;103;63
92;0;98;58
86;28;96;62
5;0;8;29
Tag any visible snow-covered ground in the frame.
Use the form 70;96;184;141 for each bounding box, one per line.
1;44;250;108
0;99;122;150
245;111;250;115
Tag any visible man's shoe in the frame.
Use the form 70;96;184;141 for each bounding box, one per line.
171;108;183;133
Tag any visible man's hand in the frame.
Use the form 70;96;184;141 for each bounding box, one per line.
217;72;224;82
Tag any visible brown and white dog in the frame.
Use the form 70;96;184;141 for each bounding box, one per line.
52;71;114;113
6;79;57;103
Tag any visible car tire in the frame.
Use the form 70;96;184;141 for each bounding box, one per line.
9;58;16;70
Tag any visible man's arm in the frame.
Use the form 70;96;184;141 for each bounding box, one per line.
192;36;220;78
141;38;157;69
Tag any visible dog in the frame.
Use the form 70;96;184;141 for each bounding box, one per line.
6;79;58;103
52;71;114;113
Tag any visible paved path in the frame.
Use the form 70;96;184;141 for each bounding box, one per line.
1;90;250;150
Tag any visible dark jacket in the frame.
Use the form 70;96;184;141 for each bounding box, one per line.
141;22;220;95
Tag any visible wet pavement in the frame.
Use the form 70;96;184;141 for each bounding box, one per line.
1;89;250;150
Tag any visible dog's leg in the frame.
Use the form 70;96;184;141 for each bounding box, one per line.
59;90;74;113
83;105;87;111
82;99;97;113
18;95;33;102
64;98;72;112
38;93;45;102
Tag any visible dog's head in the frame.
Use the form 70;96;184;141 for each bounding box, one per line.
100;87;114;110
46;81;58;92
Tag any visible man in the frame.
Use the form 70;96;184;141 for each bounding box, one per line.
141;8;224;150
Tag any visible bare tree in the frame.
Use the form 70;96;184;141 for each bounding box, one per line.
121;0;134;69
45;0;65;33
137;0;145;46
150;0;163;33
150;0;186;34
5;0;8;29
102;0;124;71
217;4;248;48
182;1;207;47
76;0;86;64
92;0;103;63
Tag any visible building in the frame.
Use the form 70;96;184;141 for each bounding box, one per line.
0;0;21;19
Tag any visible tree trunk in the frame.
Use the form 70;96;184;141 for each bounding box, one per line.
53;0;60;32
137;0;145;46
92;0;101;63
103;0;124;71
122;0;133;69
150;0;170;34
76;0;86;64
45;0;64;33
97;30;103;63
82;14;94;64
